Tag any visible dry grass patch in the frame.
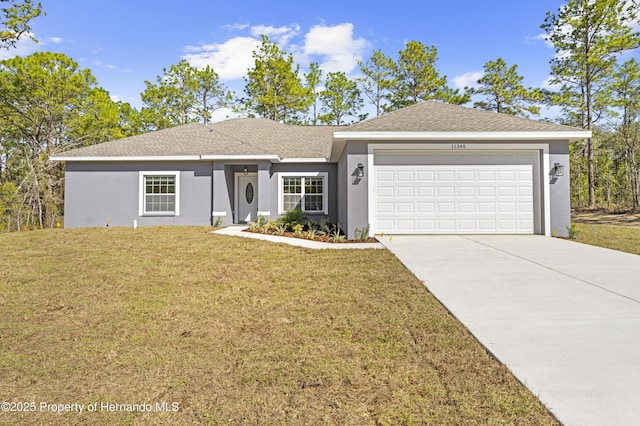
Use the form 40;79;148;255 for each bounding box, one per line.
0;227;558;425
571;222;640;256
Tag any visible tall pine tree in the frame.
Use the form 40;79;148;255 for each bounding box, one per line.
541;0;640;207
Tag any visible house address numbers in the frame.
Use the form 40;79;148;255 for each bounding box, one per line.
451;143;467;149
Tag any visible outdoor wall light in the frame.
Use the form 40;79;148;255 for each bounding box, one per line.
357;163;365;178
243;166;248;175
553;163;564;177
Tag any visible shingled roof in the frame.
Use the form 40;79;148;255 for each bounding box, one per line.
54;118;338;160
343;101;583;133
53;102;589;162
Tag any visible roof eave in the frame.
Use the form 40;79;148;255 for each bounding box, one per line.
333;131;592;142
50;154;330;163
198;154;281;161
49;155;203;162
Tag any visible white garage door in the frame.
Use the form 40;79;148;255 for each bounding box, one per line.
373;152;536;234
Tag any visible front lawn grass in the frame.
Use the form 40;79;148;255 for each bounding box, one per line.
0;227;558;425
573;222;640;256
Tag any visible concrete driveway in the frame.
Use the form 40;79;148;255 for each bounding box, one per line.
380;235;640;426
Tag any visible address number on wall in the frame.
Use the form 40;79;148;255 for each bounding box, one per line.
451;143;467;149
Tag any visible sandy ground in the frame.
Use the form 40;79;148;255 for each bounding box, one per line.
572;209;640;227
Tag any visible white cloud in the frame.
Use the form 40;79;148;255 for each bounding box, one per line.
529;32;553;48
223;23;249;31
250;24;300;46
182;22;369;83
95;60;117;70
0;33;67;60
94;60;134;73
0;32;39;60
303;23;368;74
210;107;244;123
452;71;483;89
183;36;261;80
541;76;563;90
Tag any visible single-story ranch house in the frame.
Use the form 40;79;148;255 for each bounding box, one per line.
51;101;591;238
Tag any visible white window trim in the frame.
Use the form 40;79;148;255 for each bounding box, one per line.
139;171;180;216
277;172;328;215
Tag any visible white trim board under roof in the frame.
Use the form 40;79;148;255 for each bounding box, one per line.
332;131;592;141
50;155;330;163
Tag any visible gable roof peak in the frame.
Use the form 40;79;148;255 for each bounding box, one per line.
344;100;584;133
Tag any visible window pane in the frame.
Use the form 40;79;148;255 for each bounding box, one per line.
305;177;323;194
304;194;323;211
283;177;302;195
144;175;176;213
283;194;302;211
282;176;325;213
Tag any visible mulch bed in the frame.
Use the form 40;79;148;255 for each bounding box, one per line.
243;228;378;243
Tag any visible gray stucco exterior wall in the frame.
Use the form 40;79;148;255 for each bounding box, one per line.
337;141;369;239
64;160;339;229
210;161;338;225
549;141;571;237
64;161;213;228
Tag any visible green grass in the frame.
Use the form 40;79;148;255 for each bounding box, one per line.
572;222;640;256
0;227;558;425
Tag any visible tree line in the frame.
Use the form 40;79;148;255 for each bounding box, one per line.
0;0;639;231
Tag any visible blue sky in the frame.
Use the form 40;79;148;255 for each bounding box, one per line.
4;0;575;121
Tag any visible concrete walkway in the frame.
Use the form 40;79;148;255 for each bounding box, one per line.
380;235;640;426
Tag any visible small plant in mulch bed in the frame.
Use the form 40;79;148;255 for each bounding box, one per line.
245;211;377;243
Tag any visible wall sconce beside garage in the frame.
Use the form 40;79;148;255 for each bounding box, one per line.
553;163;564;177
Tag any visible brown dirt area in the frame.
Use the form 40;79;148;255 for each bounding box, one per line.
572;208;640;227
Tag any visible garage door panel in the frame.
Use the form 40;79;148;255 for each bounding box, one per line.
438;186;455;197
376;202;394;212
478;171;496;181
398;171;415;181
458;219;476;230
377;186;394;197
457;170;476;181
373;158;535;234
397;219;415;230
376;170;394;181
479;219;497;230
498;170;517;180
519;170;533;180
458;202;476;212
519;187;533;196
417;186;434;197
417;219;436;231
397;186;414;197
520;219;534;230
499;219;517;231
458;186;475;197
397;202;414;213
438;203;455;212
499;202;516;212
418;202;435;212
520;202;534;212
438;170;455;181
417;170;435;181
478;186;496;197
479;202;496;212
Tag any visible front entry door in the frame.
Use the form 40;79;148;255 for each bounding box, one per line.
237;174;258;223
